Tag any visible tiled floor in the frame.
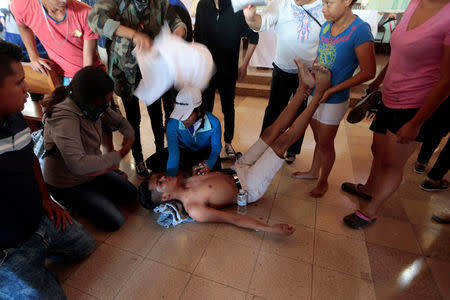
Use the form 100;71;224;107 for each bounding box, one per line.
51;93;449;300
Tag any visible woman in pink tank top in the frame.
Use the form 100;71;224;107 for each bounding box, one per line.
341;0;450;229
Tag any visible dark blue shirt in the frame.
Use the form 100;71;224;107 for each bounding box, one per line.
0;113;43;250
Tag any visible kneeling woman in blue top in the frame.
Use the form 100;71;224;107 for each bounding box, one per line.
146;87;222;176
43;66;137;231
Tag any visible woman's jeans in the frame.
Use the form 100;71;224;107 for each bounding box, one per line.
48;172;137;231
0;216;94;300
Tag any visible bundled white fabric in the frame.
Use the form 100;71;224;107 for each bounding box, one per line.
231;0;267;12
134;25;215;106
134;49;174;106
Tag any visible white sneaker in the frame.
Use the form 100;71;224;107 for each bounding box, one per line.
224;143;236;159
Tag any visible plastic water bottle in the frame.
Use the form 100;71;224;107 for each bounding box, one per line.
237;189;248;215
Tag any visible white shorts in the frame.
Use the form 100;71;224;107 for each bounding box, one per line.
308;96;349;125
234;139;284;203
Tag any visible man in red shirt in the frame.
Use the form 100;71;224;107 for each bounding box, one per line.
11;0;103;83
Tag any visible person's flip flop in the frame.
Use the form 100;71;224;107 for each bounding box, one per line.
341;182;372;200
344;210;377;229
346;90;382;124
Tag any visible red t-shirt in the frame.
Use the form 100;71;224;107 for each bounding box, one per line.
11;0;103;78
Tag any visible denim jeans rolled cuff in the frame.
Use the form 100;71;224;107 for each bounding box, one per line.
0;215;94;300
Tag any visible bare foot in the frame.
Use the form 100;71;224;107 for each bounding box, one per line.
294;58;315;89
309;182;328;198
291;171;319;180
312;63;331;94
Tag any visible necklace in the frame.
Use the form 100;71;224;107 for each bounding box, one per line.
40;0;69;45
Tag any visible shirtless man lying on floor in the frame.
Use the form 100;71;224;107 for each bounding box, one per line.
144;59;331;235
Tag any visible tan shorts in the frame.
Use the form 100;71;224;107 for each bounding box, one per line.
234;139;284;203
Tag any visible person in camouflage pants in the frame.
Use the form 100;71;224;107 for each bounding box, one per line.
88;0;186;177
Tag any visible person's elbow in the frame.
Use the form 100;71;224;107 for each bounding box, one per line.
361;67;376;82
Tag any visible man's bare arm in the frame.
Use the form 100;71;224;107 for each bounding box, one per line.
83;39;97;67
17;25;52;74
188;205;295;235
243;5;262;31
238;42;257;81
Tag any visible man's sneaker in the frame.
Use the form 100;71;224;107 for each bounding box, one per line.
414;162;427;174
432;208;450;224
224;143;236;159
136;161;150;178
419;179;449;192
347;90;382;124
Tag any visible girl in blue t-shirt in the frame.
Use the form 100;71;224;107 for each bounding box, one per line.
292;0;376;197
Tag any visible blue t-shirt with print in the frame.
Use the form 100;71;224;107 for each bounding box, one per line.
316;16;373;104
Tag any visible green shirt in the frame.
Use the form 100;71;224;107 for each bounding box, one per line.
88;0;186;89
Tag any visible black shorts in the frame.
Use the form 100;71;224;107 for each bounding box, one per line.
369;100;450;143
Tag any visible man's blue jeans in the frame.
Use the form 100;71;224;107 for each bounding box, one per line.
0;216;94;300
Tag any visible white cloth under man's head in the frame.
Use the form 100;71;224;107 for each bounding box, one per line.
134;24;215;107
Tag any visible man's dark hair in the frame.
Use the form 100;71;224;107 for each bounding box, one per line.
0;41;23;86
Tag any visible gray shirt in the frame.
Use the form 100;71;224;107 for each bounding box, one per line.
43;97;134;188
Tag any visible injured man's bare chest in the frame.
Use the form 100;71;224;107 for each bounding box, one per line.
183;172;239;209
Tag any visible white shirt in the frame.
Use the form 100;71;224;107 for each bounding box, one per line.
259;0;324;72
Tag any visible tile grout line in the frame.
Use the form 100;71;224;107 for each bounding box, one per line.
246;233;265;294
177;273;194;300
191;272;251;294
142;226;166;258
190;233;215;275
63;282;100;299
310;204;318;300
111;254;146;299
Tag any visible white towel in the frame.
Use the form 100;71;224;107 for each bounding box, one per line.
134;24;215;106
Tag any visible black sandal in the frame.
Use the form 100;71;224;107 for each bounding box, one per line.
344;210;377;229
341;182;372;200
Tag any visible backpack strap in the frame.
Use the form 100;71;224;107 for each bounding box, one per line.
300;5;322;28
